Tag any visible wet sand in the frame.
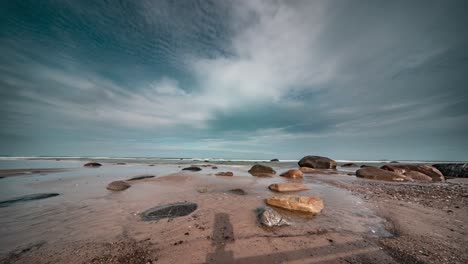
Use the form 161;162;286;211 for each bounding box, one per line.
0;162;467;263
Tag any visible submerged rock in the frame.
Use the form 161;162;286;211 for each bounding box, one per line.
298;156;337;169
258;207;290;227
248;164;276;177
300;167;315;173
0;193;59;208
84;162;102;167
141;202;198;221
381;164;444;181
356;167;410;182
106;181;130;191
266;195;324;214
342;163;357;167
432;163;468;178
229;188;246;195
215;172;233;176
280;169;303;179
269;183;310;192
127;175;155;181
182;166;202;171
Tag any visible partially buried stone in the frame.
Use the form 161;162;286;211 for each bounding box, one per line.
229;188;246;195
127;175;155;181
216;172;233;176
258;207;290;227
106;181;130;191
269;183;310;192
182;166;202;171
84;162;102;167
266;195;324;214
0;193;59;208
141;202;198;221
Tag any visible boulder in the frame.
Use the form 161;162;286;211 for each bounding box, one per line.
300;167;316;173
248;164;276;177
182;166;202;171
298;156;336;169
432;163;468;178
141;202;197;221
381;164;444;181
258;207;290;227
280;169;303;179
404;171;432;182
84;162;102;167
356;167;410;182
216;172;234;176
266;195;324;214
342;163;357;167
106;181;130;191
269;183;310;192
270;159;279;162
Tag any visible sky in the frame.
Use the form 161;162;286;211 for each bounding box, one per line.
0;0;467;160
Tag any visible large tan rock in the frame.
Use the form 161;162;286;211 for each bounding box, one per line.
269;183;310;192
280;169;303;179
404;171;432;182
106;181;130;191
298;156;337;169
266;195;324;214
356;167;411;182
248;164;276;177
381;164;444;181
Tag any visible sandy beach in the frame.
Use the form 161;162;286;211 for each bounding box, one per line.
0;158;466;264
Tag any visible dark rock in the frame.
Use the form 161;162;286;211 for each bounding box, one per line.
0;193;59;208
212;166;218;169
432;163;468;178
390;161;400;163
229;189;246;195
116;162;126;165
248;164;276;177
360;165;374;168
182;166;202;171
106;181;131;191
216;172;233;176
356;167;410;182
270;159;279;162
141;202;198;221
127;175;155;181
298;156;337;169
204;160;210;162
342;163;357;167
84;162;102;167
149;164;155;166
381;164;444;181
258;207;290;227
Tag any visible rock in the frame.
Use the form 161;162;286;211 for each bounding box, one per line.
280;169;303;179
270;159;279;162
248;164;276;177
356;167;411;182
266;195;324;214
390;161;400;163
141;202;198;221
432;163;468;178
269;183;310;192
300;167;316;173
212;166;218;169
342;163;357;167
229;189;246;195
116;163;126;165
149;164;155;166
106;181;131;191
182;166;202;171
258;207;290;227
216;172;233;176
0;193;60;208
298;156;337;169
84;162;102;167
381;164;444;181
360;165;374;168
404;171;432;182
127;175;155;181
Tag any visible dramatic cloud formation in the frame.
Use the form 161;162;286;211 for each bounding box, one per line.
0;0;467;160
